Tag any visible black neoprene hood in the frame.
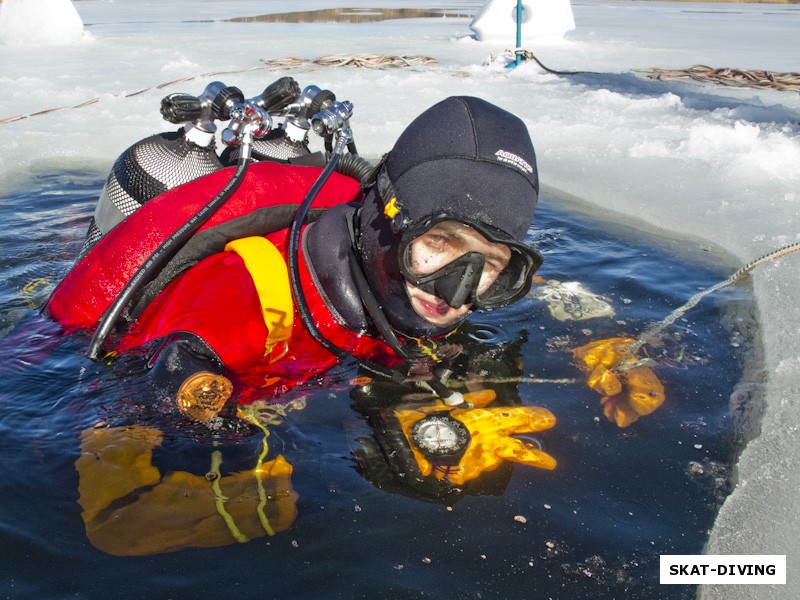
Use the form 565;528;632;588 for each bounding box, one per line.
384;95;539;241
358;96;540;339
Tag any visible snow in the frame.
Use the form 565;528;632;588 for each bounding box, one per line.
1;1;798;596
0;0;90;46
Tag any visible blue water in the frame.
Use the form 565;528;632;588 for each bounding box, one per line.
0;168;753;599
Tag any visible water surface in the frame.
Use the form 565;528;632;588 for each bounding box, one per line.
0;168;755;599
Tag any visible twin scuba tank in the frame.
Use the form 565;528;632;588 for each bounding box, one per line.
81;77;341;256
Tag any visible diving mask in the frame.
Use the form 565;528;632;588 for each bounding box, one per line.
398;216;542;310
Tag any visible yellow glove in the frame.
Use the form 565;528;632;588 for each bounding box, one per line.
573;337;665;428
395;402;557;486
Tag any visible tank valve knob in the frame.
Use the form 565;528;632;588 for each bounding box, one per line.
211;86;245;121
311;100;354;137
259;77;301;113
161;94;203;124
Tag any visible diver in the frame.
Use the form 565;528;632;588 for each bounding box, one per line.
47;95;663;428
51;95;671;555
48;96;542;418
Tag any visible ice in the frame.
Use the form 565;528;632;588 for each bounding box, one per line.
0;1;798;596
470;0;575;41
0;0;90;46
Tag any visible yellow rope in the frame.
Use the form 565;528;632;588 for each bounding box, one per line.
208;400;307;542
209;450;249;544
239;406;276;537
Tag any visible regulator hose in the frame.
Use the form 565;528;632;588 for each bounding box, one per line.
86;148;253;360
285;152;385;368
334;153;378;187
286;152;400;382
286;151;346;362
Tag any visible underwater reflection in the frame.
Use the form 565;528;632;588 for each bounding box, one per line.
76;423;298;556
75;326;574;554
73;294;678;555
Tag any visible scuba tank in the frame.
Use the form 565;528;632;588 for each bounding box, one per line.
80;82;244;256
82;126;225;255
80;78;342;256
62;78;375;359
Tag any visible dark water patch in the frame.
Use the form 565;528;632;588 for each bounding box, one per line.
0;168;102;334
224;7;473;25
0;172;755;599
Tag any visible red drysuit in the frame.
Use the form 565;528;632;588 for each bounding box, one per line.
48;162;398;399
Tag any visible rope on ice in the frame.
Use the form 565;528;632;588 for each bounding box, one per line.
10;54;796;126
0;54;437;125
487;52;800;95
262;54;437;69
638;65;800;94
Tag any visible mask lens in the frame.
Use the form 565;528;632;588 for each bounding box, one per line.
474;245;540;309
402;249;485;308
399;219;542;310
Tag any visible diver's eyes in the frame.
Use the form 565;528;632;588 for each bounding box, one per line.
415;231;463;264
411;226;511;277
484;256;506;274
477;259;504;293
420;231;449;247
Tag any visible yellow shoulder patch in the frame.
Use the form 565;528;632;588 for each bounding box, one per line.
225;236;294;357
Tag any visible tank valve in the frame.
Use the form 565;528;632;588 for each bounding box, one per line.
311;100;354;138
221;100;272;147
160;81;245;133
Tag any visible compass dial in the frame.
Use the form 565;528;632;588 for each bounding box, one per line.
411;414;471;462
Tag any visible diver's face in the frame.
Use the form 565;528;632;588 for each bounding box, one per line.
404;221;512;326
